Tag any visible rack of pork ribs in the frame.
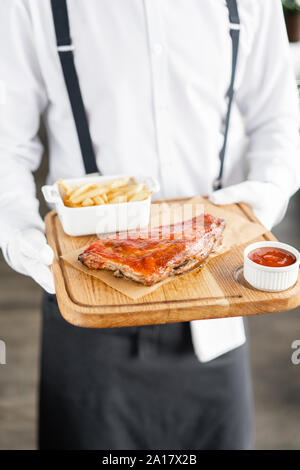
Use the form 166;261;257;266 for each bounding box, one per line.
78;214;225;286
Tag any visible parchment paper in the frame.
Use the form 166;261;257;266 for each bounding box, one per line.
61;196;267;299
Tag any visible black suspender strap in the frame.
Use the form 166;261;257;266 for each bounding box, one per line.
213;0;240;191
50;0;99;174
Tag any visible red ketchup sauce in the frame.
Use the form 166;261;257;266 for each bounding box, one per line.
248;247;296;268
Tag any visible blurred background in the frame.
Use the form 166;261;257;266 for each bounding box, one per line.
0;1;300;450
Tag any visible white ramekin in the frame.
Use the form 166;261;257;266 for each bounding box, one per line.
244;241;300;292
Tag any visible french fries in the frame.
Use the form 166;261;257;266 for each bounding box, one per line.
129;190;152;202
57;178;153;208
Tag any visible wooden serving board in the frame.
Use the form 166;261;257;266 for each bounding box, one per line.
45;200;300;328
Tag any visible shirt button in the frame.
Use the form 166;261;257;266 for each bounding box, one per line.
152;43;163;55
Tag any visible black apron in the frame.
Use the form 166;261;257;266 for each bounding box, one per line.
40;0;253;450
39;294;253;450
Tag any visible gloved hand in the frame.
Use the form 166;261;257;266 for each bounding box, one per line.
209;181;288;231
3;228;55;294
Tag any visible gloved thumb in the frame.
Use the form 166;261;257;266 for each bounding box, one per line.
209;181;287;231
20;229;54;265
209;181;267;209
26;260;56;294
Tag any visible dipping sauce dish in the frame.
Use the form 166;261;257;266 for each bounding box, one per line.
244;241;300;292
248;246;296;268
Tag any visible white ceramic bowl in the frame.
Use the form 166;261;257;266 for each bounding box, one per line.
244;241;300;292
42;174;160;236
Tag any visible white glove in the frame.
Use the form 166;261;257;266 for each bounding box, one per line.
209;181;288;231
3;228;55;294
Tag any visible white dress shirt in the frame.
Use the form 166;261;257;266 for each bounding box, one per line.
0;0;299;361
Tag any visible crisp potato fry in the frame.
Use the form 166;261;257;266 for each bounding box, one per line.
125;184;146;197
69;178;130;204
117;184;144;195
57;178;71;197
64;198;82;208
68;183;96;199
107;190;124;200
109;195;127;204
102;192;108;203
81;198;94;207
59;177;151;207
108;177;131;189
106;184;145;200
93;195;105;205
106;185;128;196
70;186;106;204
129;190;152;202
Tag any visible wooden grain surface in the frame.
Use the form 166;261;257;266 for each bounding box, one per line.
45;200;300;328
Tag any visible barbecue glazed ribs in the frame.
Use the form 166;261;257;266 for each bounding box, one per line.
78;214;225;286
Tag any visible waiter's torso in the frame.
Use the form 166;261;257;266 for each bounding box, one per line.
27;0;257;197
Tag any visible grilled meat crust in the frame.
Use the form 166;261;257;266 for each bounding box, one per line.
78;214;225;285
